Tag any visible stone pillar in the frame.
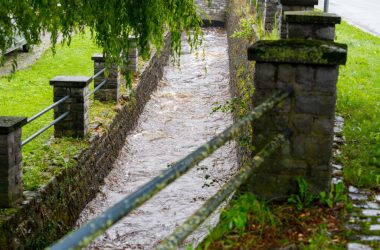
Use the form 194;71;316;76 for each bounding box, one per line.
284;11;341;40
279;0;318;38
264;0;282;33
122;37;138;73
50;76;91;138
91;54;119;102
246;39;347;199
0;117;26;207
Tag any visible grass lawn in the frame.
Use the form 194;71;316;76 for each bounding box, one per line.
335;21;380;189
0;32;101;190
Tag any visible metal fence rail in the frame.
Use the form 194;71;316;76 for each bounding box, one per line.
48;89;292;250
157;132;289;250
87;79;107;98
92;68;106;80
26;95;70;124
22;111;70;146
22;67;106;146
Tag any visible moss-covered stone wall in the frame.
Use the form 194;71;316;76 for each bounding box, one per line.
226;0;258;168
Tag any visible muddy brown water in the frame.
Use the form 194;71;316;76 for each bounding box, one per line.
76;28;238;249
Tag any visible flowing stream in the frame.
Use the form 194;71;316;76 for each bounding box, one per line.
76;28;238;249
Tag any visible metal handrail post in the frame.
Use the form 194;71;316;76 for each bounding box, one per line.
324;0;329;13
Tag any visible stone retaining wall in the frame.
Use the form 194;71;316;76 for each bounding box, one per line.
0;35;171;249
226;0;258;168
195;0;228;23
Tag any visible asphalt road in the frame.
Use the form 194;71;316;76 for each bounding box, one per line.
318;0;380;37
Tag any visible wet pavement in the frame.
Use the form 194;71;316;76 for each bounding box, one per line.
332;117;380;250
0;34;57;77
318;0;380;37
76;28;238;249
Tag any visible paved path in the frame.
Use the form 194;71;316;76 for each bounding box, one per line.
76;28;238;249
318;0;380;37
0;34;60;77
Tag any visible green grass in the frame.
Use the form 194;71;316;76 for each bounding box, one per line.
335;21;380;189
0;32;101;190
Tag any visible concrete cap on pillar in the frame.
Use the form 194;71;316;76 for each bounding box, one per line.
280;0;318;6
285;11;341;25
50;76;92;88
248;39;347;65
0;116;27;134
91;53;105;62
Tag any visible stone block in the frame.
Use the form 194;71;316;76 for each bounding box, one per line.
50;76;92;88
247;173;299;200
252;89;276;106
305;136;333;162
278;64;296;86
285;11;341;25
291;114;313;134
0;117;27;134
291;135;306;158
248;40;348;66
310;164;331;175
315;66;339;93
282;5;314;11
280;0;318;6
287;23;313;38
315;26;335;40
271;114;290;131
295;94;336;116
255;63;277;89
295;65;314;92
312;117;333;135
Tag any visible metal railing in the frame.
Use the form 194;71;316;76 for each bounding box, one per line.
48;89;293;250
22;68;106;146
324;0;330;13
86;79;107;98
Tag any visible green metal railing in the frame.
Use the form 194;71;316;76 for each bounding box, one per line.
48;89;292;250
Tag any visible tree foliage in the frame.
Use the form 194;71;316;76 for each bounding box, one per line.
0;0;203;66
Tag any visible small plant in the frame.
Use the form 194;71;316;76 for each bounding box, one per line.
211;97;246;114
206;193;276;242
319;182;349;208
300;225;342;250
231;16;258;42
288;178;317;210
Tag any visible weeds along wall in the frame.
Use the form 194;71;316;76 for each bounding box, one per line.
0;35;171;249
226;0;259;168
